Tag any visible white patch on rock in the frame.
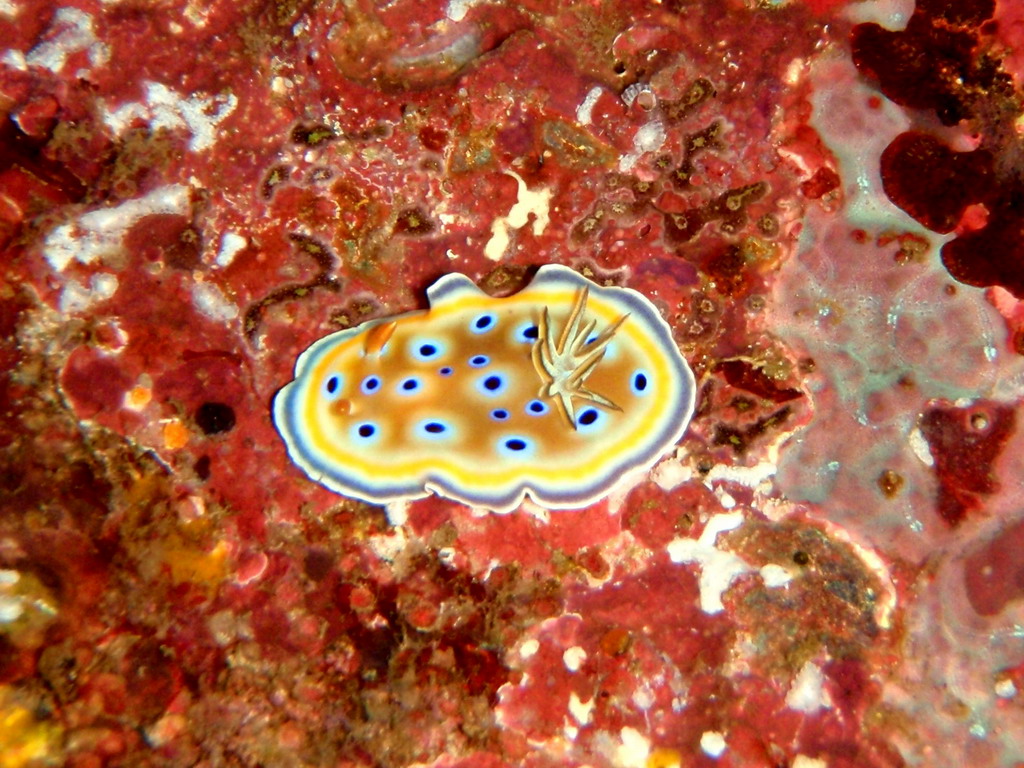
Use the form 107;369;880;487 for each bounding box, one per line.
215;232;247;268
384;500;409;527
807;55;913;232
2;49;26;70
619;120;666;172
716;488;737;509
615;726;650;768
0;595;24;623
43;184;190;272
367;526;408;562
576;86;603;125
521;498;551;524
786;661;832;713
700;730;727;758
705;460;777;491
104;81;238;151
519;638;539;659
843;0;914;29
563;645;587;672
995;679;1017;699
445;0;482;22
191;281;238;322
568;691;593;725
907;426;934;467
792;757;828;768
59;273;119;314
26;7;109;74
631;685;656;710
759;563;793;588
652;453;692;491
667;511;750;614
484;171;553;261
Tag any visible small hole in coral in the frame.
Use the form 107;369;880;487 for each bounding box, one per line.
195;402;236;435
194;455;211;481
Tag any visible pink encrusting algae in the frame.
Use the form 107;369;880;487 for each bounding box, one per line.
1;0;1023;766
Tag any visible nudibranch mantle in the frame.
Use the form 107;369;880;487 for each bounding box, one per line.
273;265;696;513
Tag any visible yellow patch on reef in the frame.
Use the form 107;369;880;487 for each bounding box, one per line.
274;265;696;513
0;571;58;650
646;747;682;768
163;536;229;587
0;687;62;768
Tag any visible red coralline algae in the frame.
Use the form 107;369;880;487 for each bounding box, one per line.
1;0;1024;766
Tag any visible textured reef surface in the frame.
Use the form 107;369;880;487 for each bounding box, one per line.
2;0;1024;766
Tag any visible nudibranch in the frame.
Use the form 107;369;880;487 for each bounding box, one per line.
273;265;696;513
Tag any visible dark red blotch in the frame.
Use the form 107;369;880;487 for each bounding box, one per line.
963;517;1024;616
880;132;995;234
717;359;802;403
60;347;133;419
123;213;201;270
919;400;1016;526
880;132;1024;296
851;0;1001;126
853;0;1024;297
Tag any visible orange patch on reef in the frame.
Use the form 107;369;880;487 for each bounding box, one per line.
163;536;229;587
125;385;152;410
647;748;682;768
162;420;189;450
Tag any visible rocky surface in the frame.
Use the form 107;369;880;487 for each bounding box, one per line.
1;0;1023;766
